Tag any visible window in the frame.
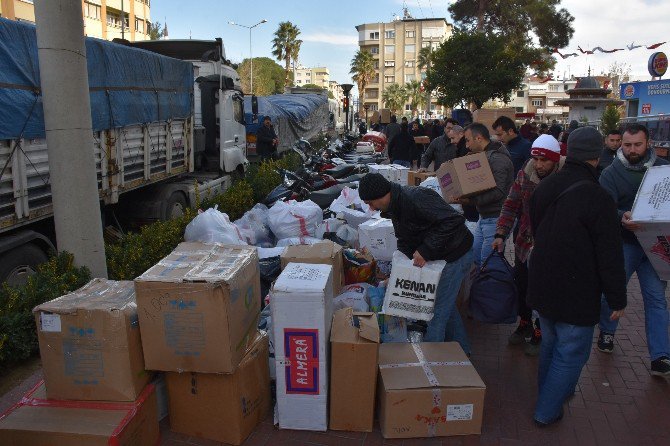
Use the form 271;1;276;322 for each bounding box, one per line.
373;61;379;68
369;104;378;111
135;18;144;33
405;104;412;111
233;96;244;124
296;80;302;84
372;74;379;83
406;30;415;38
516;91;525;98
384;75;395;83
385;30;395;38
369;31;379;40
548;85;559;92
532;99;543;107
106;13;120;27
404;60;415;68
366;91;379;99
384;45;395;55
370;47;379;54
405;74;415;82
405;44;415;54
384;60;395;67
84;2;101;20
421;41;430;48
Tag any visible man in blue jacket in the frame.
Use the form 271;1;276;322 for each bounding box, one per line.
493;115;531;175
597;123;670;376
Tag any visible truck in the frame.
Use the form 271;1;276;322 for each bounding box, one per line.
0;18;248;285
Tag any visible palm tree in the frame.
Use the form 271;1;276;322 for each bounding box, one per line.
417;46;434;116
405;80;425;118
349;50;376;114
382;83;409;116
272;21;302;87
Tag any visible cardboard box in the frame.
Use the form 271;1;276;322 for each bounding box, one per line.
358;218;397;262
408;170;436;186
0;381;159;446
165;332;271;445
368;164;409;186
631;165;670;280
380;108;391;124
33;279;151;401
472;107;516;132
281;240;344;295
329;308;380;432
134;242;260;373
271;263;334;431
435;151;496;199
378;342;486;439
390;164;410;186
414;136;431;145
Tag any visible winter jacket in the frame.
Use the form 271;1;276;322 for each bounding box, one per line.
470;142;515;219
388;130;415;162
528;159;627;326
495;156;565;263
384;183;473;263
599;151;669;245
456;137;469;158
420;134;457;170
383;122;402;145
256;124;278;157
505;134;532;175
597;146;617;173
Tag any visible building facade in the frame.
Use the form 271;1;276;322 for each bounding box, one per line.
295;66;330;89
355;16;452;116
0;0;151;42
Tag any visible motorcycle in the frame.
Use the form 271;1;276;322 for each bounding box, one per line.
264;168;361;210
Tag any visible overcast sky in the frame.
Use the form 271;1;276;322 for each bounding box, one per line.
152;0;668;88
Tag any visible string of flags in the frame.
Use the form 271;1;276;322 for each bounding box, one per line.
552;41;666;59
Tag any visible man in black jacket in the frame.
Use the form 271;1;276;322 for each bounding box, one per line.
359;173;474;352
387;122;415;167
528;126;627;426
256;116;279;160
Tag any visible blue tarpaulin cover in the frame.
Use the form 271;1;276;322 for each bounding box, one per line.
0;18;193;140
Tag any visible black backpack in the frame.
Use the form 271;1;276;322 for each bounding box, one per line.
469;251;518;324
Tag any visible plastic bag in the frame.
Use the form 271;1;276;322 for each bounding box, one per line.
343;248;377;285
369;284;407;343
268;199;323;240
419;176;441;194
329;187;374;216
315;217;345;239
333;283;371;312
275;236;322;247
234;203;273;247
336;224;359;249
184;206;247;245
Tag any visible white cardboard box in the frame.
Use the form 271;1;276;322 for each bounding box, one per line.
358;218;397;262
368;164;410;186
271;263;334;431
631;165;670;280
390;164;410;186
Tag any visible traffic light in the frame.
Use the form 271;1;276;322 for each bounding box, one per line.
342;97;349;112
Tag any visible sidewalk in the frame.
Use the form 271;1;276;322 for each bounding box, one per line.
2;276;669;446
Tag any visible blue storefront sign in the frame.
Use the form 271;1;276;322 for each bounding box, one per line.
621;80;670;116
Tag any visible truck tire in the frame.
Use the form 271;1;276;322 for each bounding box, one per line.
163;192;187;221
0;244;49;287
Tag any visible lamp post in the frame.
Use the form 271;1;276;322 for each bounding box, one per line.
228;19;267;95
363;104;370;126
341;83;354;133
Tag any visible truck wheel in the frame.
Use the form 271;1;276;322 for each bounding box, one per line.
163;192;187;221
0;244;49;287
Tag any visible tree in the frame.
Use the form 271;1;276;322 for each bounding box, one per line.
601;104;621;135
428;30;526;109
382;83;409;116
146;22;165;40
301;83;323;89
350;50;376;114
405;80;425;117
417;46;434;116
236;57;285;95
448;0;575;75
605;62;632;99
272;22;302;87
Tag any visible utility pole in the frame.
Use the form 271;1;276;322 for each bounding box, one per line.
34;0;108;278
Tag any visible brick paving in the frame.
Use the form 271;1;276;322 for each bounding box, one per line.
2;276;669;445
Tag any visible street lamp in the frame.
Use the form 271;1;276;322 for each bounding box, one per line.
341;84;354;133
228;19;268;95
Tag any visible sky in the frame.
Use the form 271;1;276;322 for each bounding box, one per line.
151;0;669;92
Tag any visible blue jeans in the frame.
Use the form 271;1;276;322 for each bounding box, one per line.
392;159;411;168
472;217;498;267
425;249;474;354
599;242;669;361
535;315;594;423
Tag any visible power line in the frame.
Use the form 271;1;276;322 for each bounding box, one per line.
416;0;425;18
428;0;436;18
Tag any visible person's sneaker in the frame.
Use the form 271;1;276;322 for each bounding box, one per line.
597;332;614;353
524;327;542;356
509;319;533;345
651;357;670;376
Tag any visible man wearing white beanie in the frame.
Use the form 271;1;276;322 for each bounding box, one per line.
492;134;565;356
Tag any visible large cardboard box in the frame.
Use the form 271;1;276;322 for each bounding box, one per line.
435;152;496;199
414;135;431;145
281;240;344;295
358;218;397;262
329;308;380;432
472;107;516;132
378;342;486;439
271;263;334;431
134;242;260;373
0;381;159;445
33;279;151;401
408;170;436;186
368;164;409;186
380;108;392;124
631;165;670;280
165;332;271;445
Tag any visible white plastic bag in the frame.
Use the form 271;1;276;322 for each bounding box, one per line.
184;206;247;245
336;224;359;248
315;217;345;239
329;187;371;215
268;199;323;240
333;283;371;312
419;176;441;194
234;203;273;247
382;250;446;321
275;236;322;247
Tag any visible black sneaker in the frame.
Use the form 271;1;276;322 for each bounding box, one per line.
651;357;670;376
597;332;614;353
524;327;542;356
509;319;533;345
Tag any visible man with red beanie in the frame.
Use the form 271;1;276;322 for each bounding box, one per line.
492;134;565;356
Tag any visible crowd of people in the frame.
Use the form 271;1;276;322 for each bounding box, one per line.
358;115;669;427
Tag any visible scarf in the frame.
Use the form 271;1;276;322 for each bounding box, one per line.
616;147;656;171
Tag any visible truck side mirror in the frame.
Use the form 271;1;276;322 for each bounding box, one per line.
251;95;259;124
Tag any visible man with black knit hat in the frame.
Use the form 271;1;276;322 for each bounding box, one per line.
528;126;627;427
359;173;474;352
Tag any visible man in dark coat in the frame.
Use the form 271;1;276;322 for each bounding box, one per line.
256;116;278;160
387;122;415;167
359;173;473;352
597;129;622;173
493;115;531;175
528;126;627;427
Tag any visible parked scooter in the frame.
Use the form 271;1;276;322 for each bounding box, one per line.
264;168;360;209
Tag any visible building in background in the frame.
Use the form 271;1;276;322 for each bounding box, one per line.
295;66;330;89
355;12;452;116
0;0;151;42
555;72;622;123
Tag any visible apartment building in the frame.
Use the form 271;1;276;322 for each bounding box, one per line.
0;0;151;42
294;66;330;90
355;15;452;115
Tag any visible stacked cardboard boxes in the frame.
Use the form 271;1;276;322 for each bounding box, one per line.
280;240;345;295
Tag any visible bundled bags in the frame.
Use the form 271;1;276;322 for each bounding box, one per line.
469;251;518;324
268;199;323;240
184;206;247;245
234;204;273;247
382;250;446;321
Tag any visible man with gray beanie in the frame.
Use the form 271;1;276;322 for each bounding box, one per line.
358;173;474;352
527;126;627;426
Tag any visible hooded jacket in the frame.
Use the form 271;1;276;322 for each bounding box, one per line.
470;141;515;219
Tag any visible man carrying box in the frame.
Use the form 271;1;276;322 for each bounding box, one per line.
359;173;474;352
